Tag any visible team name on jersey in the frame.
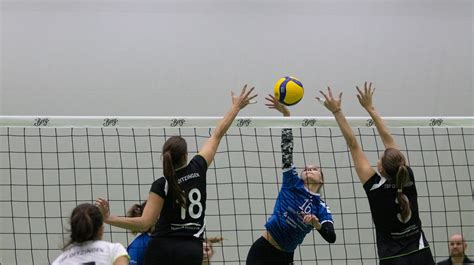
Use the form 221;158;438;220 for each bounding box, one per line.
59;247;105;262
171;222;202;231
383;180;414;189
390;224;420;239
177;173;200;184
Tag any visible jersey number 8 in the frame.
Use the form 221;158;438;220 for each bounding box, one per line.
181;188;203;220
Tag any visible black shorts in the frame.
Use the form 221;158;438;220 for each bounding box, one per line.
380;247;435;265
144;236;203;265
246;236;294;265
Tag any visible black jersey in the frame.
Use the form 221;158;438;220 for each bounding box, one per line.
150;155;207;239
363;166;430;260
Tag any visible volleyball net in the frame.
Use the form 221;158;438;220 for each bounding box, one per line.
0;116;472;265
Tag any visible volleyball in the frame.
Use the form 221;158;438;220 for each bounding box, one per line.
274;76;304;106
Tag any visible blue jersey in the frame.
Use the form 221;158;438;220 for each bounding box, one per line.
265;165;333;253
127;232;151;265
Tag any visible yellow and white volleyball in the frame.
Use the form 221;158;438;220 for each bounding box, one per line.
274;76;304;106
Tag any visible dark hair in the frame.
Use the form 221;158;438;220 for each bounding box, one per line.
127;201;150;234
162;136;187;208
381;148;411;221
127;201;147;218
64;203;103;250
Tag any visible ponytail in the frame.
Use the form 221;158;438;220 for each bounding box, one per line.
395;165;411;222
163;150;186;208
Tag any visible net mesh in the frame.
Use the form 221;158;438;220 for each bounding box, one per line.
0;117;472;264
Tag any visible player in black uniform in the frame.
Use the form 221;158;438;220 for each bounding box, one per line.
318;82;435;265
95;85;257;265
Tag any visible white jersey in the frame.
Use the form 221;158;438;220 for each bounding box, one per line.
52;240;129;265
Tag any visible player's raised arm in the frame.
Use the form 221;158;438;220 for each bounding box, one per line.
264;94;294;169
199;85;257;166
318;87;375;184
356;82;398;150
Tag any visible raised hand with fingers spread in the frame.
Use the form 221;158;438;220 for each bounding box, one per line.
265;94;290;117
232;84;258;109
356;81;375;111
317;86;343;114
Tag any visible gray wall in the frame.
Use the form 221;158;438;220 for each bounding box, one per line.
1;0;473;117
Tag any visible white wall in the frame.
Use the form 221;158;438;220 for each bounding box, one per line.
1;0;472;117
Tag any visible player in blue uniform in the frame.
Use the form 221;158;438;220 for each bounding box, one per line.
126;201;152;265
96;85;257;265
318;83;435;265
246;95;336;265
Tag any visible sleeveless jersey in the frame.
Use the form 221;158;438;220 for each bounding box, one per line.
150;155;207;238
363;167;429;259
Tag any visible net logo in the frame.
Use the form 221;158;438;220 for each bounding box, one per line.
302;119;317;127
236;119;252;127
366;119;374;127
103;118;118;127
170;118;186;127
429;118;444;127
33;118;49;127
